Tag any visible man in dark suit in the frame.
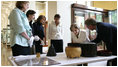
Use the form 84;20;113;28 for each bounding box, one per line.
26;10;40;54
85;18;117;66
26;10;36;33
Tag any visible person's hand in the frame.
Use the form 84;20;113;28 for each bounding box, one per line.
45;21;48;24
28;36;34;47
34;35;40;41
40;40;45;45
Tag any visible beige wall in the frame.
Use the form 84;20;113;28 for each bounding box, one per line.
48;1;57;23
35;2;46;19
1;1;16;30
92;1;117;10
47;1;57;47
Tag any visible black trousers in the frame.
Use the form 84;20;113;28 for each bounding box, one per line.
107;43;117;66
11;44;31;56
35;41;43;54
107;51;117;66
107;58;117;66
51;39;63;53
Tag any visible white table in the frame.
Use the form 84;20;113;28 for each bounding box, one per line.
8;53;117;66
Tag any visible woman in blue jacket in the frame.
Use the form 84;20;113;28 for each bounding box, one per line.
33;15;46;54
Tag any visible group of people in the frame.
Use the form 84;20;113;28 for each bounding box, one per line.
8;1;63;56
70;18;117;66
8;1;117;66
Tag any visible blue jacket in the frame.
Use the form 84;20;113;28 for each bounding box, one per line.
33;22;45;43
92;22;117;55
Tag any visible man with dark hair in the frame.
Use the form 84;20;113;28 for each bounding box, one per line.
48;14;63;53
54;14;60;19
85;18;117;66
26;10;40;54
26;10;36;29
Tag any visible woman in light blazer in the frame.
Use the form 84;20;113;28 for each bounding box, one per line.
8;1;33;56
70;23;90;43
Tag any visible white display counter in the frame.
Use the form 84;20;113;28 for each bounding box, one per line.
8;53;117;66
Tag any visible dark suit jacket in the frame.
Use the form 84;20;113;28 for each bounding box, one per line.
33;22;45;44
32;22;45;53
91;22;117;55
29;21;34;34
33;22;45;40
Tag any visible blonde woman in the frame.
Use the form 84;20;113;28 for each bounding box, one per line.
70;24;90;43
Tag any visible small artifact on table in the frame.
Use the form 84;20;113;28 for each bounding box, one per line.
68;42;97;57
47;44;57;56
36;53;40;58
65;46;81;58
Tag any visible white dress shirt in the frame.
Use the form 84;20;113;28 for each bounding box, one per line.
71;29;90;43
48;21;63;40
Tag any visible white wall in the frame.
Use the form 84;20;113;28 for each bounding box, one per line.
57;1;76;52
29;1;36;10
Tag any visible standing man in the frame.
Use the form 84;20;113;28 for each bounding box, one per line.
26;10;40;54
85;18;117;66
26;10;36;33
48;14;63;53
